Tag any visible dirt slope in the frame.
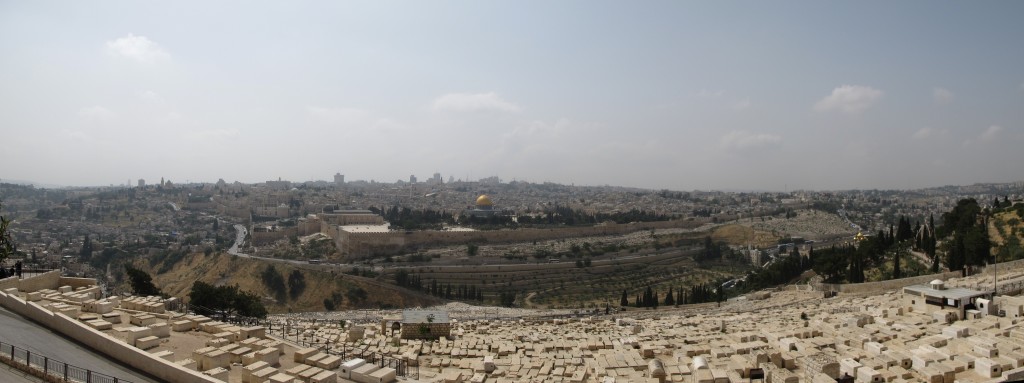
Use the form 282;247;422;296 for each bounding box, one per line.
135;252;443;314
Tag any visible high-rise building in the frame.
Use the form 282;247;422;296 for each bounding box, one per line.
138;179;145;188
409;175;417;184
334;173;344;186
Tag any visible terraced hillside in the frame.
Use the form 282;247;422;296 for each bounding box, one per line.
379;246;749;308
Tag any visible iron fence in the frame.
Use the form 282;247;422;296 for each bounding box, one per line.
0;339;132;383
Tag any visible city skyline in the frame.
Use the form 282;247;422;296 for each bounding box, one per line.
2;1;1023;191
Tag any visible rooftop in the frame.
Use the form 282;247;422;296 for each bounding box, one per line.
903;284;989;300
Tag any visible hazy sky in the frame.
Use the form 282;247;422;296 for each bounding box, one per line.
2;1;1023;191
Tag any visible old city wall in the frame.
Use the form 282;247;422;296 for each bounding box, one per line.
0;282;220;382
340;219;706;257
251;219;322;246
211;196;251;221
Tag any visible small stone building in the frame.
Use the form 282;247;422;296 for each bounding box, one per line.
903;279;990;321
400;310;451;340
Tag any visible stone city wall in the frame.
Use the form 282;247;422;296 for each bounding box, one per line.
251;218;323;246
335;219;706;257
0;288;220;382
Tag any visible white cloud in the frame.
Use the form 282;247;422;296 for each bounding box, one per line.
720;130;781;150
306;106;369;125
185;129;240;141
138;90;163;103
106;34;170;63
932;87;954;104
733;98;751;110
696;89;725;99
912;127;947;140
981;125;1003;141
59;129;91;141
814;85;883;114
432;92;520;113
78;106;115;121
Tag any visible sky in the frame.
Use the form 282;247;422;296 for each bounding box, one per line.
1;1;1023;191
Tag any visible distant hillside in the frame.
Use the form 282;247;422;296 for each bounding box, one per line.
133;252;443;314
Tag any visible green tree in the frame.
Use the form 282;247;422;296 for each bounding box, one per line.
620;290;628;307
80;234;93;261
189;281;267;319
812;245;850;283
345;286;368;304
260;265;287;302
0;202;14;264
664;288;675;306
125;265;162;296
892;242;903;279
287;270;306;300
939;199;990;272
466;243;479;256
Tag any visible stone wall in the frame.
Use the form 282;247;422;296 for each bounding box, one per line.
58;276;97;290
251;219;323;246
0;270;61;293
813;271;962;295
334;219;706;257
0;289;220;382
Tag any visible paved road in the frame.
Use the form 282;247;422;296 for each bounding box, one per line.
0;306;156;382
228;224;306;265
0;363;41;383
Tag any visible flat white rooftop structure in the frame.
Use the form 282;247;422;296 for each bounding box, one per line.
341;224;391;233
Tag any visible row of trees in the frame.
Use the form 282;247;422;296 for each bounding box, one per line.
620;283;724;308
393;270;484;301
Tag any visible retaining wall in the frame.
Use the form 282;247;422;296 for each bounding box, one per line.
0;283;221;382
0;270;60;293
335;219;708;258
814;271;963;295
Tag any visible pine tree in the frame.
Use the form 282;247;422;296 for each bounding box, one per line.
893;244;902;279
80;234;93;260
620;290;628;307
664;288;675;306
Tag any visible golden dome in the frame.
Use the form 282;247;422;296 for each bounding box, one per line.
475;195;493;207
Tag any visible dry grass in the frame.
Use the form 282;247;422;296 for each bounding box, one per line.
711;224;779;248
138;252;442;314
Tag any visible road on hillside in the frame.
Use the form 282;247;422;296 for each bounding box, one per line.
231;223;307;264
0;306;156;383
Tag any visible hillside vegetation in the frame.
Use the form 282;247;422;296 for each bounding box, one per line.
132;252;442;314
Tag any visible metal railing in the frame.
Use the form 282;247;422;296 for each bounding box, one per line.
0;338;132;383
